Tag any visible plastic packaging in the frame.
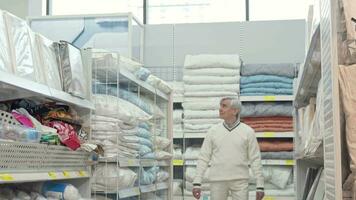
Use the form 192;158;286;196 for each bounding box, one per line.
41;182;81;200
0;123;41;143
0;10;12;73
58;41;88;99
4;11;42;82
35;34;62;90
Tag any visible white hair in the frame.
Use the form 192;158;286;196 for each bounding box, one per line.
220;97;242;115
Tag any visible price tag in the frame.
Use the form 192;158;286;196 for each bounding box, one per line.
128;159;134;165
63;171;70;177
263;132;275;137
285;160;294;165
133;187;140;193
263;96;276;101
0;174;14;181
48;172;57;179
264;196;275;200
78;171;86;177
173;160;183;166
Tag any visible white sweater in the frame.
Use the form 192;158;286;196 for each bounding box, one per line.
193;121;264;188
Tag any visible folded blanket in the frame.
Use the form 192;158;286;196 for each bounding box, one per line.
184;110;219;119
184;123;217;130
183;97;222;104
252;126;293;132
185;91;239;97
184;119;222;125
184;54;241;69
241;63;296;78
261;151;294;159
183;101;220;110
240;75;293;85
185;68;240;76
242;116;293;123
240;88;293;95
184;84;239;92
240;82;293;89
241;102;293;117
183;75;240;84
258;140;294;152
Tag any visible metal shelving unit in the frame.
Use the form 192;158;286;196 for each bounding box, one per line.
87;49;173;200
294;0;344;199
0;70;93;196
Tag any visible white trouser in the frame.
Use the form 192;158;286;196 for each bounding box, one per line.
210;179;248;200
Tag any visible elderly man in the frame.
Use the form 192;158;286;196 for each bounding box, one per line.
192;97;264;200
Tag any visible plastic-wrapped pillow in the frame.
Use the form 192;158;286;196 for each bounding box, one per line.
92;164;137;191
154;136;171;149
137;128;151;139
141;152;156;159
93;94;151;123
173;180;183;196
155;150;173;160
140;166;159;185
135;67;151;81
119;56;142;73
0;11;12;73
139;122;151;131
5;11;42;82
119;89;152;114
173;110;183;123
156;170;170;182
139;145;153;156
147;75;172;94
35;34;62;90
183;146;201;159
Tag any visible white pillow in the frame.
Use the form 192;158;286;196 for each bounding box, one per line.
93;94;152;123
155;150;173;160
184;54;241;69
154;136;171;149
156;170;170;182
92;164;137;190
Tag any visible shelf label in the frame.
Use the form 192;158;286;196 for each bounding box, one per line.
0;174;14;181
63;171;70;177
48;172;57;179
78;170;86;177
263;96;276;101
263;132;275;137
264;197;275;200
285;160;294;165
173;160;183;166
128;159;134;165
133;187;140;193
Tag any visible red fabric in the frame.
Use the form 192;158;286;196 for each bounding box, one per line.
258;140;293;152
48;121;81;150
242;116;293;132
242;116;292;123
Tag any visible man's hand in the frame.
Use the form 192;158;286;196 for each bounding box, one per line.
192;187;201;199
256;191;264;200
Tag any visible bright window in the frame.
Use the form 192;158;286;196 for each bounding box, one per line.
50;0;143;22
249;0;308;21
147;0;246;24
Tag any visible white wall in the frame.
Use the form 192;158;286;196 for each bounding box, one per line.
144;20;306;80
0;0;44;19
